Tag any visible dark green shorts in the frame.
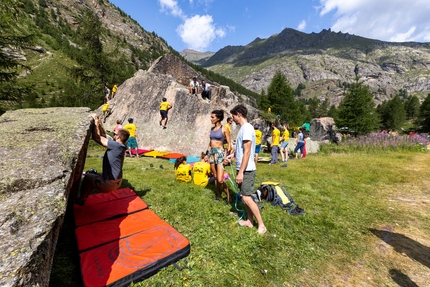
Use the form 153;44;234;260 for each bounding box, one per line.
239;170;256;196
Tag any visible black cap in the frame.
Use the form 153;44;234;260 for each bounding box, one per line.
128;118;133;123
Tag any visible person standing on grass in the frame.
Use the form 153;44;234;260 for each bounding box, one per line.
75;114;129;205
294;127;305;159
207;110;232;204
123;118;139;158
269;122;280;165
159;97;172;129
254;124;262;164
280;124;290;162
230;104;267;235
113;119;123;135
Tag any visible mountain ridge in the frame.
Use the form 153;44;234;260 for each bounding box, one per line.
182;28;430;106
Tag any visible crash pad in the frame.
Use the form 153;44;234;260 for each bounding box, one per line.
74;189;190;286
142;150;170;158
74;188;147;227
169;155;200;164
130;149;152;155
160;152;186;159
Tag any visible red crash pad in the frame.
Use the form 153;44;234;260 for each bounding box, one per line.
74;189;148;227
74;189;190;287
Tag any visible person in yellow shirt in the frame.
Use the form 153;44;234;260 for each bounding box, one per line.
225;117;233;133
174;156;192;183
269;122;280;165
280;124;290;162
193;152;214;187
254;124;262;164
123;118;139;158
159;97;172;129
223;117;233;150
111;84;118;98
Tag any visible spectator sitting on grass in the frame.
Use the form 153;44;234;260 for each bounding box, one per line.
174;156;192;183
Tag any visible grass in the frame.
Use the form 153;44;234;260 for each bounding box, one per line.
50;145;430;287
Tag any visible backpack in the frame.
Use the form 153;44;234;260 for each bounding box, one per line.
253;182;305;216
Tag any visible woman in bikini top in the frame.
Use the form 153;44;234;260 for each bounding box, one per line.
207;110;232;203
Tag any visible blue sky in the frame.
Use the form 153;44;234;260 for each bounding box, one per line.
109;0;430;52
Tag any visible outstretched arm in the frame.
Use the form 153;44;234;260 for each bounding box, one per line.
91;114;108;147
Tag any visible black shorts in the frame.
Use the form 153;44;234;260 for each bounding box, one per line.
160;110;168;119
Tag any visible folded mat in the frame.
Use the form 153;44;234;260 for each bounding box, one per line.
74;189;190;286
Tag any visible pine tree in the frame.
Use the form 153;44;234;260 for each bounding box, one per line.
0;0;35;113
307;97;319;118
258;88;270;112
419;94;430;131
266;70;301;125
337;79;379;135
327;105;337;118
385;95;406;130
404;95;420;120
62;8;110;109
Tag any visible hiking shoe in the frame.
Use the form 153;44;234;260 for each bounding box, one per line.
159;165;164;169
163;126;167;129
281;164;288;168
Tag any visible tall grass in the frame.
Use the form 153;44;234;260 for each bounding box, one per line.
321;132;429;154
50;142;430;287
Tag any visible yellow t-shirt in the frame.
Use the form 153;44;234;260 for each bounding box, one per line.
255;130;262;145
123;123;136;137
112;85;118;92
272;127;280;146
281;129;289;141
101;103;109;112
192;161;211;187
160;101;171;111
225;123;231;133
175;163;192;182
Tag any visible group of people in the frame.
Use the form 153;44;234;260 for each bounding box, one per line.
189;77;212;102
104;84;118;103
173;105;267;235
76;100;267;235
268;123;306;164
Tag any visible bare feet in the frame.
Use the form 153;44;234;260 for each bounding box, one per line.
257;226;267;235
238;219;254;228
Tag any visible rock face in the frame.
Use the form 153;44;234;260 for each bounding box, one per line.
310;117;341;142
0;108;92;287
102;56;260;156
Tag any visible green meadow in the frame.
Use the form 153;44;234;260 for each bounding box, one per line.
50;143;430;287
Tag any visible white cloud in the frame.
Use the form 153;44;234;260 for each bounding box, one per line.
177;15;226;51
158;0;185;19
318;0;430;42
158;0;226;51
297;20;307;31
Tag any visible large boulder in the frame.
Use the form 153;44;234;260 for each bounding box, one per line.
309;117;341;143
102;68;259;156
0;108;92;286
